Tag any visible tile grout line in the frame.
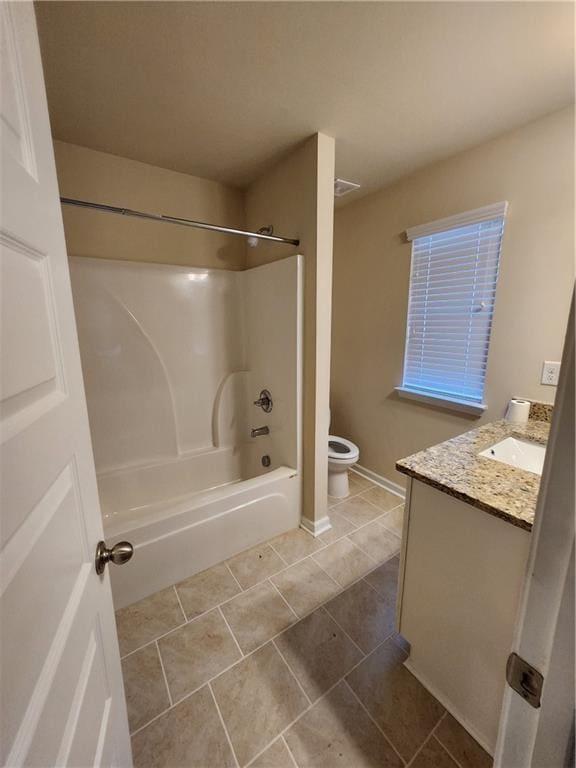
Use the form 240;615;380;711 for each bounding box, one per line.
281;511;399;573
404;713;449;768
268;579;301;621
207;681;241;768
327;491;376;513
172;584;188;623
281;735;300;768
225;561;245;592
120;481;427;763
154;639;173;708
120;619;189;661
218;605;245;659
126;573;400;743
240;631;400;768
121;479;406;742
271;639;313;706
329;478;399;504
434;737;471;768
402;735;431;768
267;540;290;566
358;489;405;510
119;546;400;662
345;534;381;565
318;605;366;658
241;678;343;768
342;678;408;767
351;519;402;549
335;502;390;530
129;702;173;738
335;490;404;522
309;556;343;590
427;714;475;768
309;549;397;607
430;733;468;768
361;571;394;599
139;615;403;759
376;517;404;538
147;645;267;729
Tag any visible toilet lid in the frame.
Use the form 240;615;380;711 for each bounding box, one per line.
328;435;359;461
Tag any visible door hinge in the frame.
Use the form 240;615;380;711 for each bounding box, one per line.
506;652;544;709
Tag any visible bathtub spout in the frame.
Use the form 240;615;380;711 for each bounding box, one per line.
251;426;270;438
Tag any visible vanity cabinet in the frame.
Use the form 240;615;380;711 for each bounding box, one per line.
397;478;531;755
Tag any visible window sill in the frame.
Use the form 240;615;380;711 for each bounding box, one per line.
395;386;486;416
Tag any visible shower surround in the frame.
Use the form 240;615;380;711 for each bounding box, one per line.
70;255;303;607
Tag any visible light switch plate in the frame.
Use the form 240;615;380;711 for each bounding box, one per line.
541;361;561;386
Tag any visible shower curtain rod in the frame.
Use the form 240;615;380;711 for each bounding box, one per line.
59;197;300;246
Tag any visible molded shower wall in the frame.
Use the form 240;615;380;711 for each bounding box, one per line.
69;255;302;486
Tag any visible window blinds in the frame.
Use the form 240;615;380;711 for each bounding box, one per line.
402;204;507;406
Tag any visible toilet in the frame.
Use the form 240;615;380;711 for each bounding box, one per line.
328;434;360;498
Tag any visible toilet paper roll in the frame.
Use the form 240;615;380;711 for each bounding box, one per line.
505;398;531;424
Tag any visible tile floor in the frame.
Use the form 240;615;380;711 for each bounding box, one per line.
116;472;492;768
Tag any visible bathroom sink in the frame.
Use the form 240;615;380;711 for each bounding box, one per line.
479;437;546;476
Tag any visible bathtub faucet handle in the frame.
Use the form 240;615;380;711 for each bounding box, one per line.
254;389;273;413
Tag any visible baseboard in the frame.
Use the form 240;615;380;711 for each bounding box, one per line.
352;465;406;500
403;658;494;757
300;515;332;537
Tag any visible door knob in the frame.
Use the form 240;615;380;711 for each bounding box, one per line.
95;540;134;575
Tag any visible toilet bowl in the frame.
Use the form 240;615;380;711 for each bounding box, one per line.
328;435;360;498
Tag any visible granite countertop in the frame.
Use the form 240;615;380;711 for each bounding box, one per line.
396;420;550;531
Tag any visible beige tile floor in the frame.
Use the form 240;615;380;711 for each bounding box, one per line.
116;471;492;768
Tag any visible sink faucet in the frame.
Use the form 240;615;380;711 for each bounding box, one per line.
251;426;270;438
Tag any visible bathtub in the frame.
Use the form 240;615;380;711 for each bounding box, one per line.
71;255;304;609
101;454;301;609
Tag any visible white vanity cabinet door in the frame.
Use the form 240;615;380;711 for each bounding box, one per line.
397;479;530;755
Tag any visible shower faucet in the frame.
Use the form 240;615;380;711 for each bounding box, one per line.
251;426;270;438
254;389;273;413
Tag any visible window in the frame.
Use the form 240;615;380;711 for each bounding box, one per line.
398;202;507;414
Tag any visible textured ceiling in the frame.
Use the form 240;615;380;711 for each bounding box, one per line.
36;1;574;201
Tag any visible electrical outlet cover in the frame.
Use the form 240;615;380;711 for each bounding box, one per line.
541;361;561;386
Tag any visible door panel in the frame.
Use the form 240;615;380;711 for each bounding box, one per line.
0;3;132;766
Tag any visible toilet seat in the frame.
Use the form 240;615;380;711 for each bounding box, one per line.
328;435;359;462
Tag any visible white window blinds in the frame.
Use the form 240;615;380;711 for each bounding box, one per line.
401;203;507;409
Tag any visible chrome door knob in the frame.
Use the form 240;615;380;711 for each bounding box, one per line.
95;540;134;575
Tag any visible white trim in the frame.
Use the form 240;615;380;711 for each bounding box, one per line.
403;657;494;757
405;201;508;241
395;386;486;416
300;515;332;537
351;466;406;499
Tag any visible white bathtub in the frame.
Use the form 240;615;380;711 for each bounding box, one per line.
102;458;301;609
71;255;304;609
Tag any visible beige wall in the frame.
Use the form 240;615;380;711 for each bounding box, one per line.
54;141;246;269
245;133;335;526
331;107;574;485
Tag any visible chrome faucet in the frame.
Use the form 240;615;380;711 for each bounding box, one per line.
251;426;270;438
254;389;273;413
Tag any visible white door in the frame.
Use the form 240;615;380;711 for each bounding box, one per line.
494;293;574;767
0;3;132;766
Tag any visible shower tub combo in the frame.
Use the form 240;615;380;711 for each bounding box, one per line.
70;254;303;608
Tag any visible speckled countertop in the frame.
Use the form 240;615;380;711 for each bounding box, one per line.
396;420;550;531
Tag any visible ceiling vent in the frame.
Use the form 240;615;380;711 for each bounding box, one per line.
334;178;361;198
